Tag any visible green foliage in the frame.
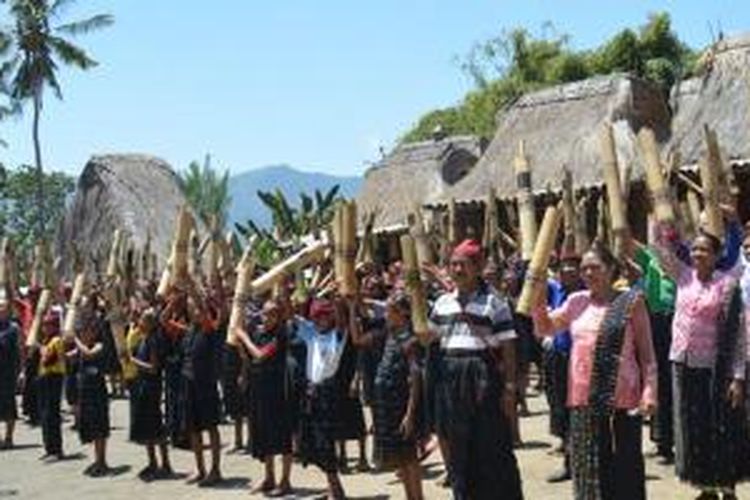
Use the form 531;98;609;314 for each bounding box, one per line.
0;163;75;254
402;12;696;143
234;185;342;268
179;154;232;230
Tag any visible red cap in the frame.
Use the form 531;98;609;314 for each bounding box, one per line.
309;299;335;321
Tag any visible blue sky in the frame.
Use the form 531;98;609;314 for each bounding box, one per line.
1;1;748;177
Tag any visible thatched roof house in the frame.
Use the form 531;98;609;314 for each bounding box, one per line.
668;33;750;169
56;154;200;276
357;134;485;230
436;74;671;203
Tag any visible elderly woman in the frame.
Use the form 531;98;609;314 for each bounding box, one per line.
532;243;657;500
655;222;745;500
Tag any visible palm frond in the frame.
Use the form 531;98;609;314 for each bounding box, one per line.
50;0;77;17
56;14;114;36
49;36;97;70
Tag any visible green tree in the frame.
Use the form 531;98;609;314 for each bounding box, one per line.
0;163;74;256
179;154;232;230
1;0;113;237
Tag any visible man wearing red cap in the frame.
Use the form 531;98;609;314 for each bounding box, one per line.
427;239;523;499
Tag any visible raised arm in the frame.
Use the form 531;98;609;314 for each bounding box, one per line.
631;295;657;413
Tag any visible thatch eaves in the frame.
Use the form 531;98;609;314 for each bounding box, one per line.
668;33;750;168
357;135;485;230
435;74;671;203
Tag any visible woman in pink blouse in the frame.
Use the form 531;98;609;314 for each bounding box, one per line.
655;225;746;500
533;243;656;500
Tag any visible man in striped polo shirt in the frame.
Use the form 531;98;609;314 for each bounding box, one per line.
428;239;523;500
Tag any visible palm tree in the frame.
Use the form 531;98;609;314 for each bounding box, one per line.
2;0;113;237
179;154;232;231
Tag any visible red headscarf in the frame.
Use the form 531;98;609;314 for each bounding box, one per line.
451;239;482;261
309;299;335;321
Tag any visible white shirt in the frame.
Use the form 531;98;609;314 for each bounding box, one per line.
295;318;347;384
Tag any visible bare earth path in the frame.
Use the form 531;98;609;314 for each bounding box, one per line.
1;390;747;499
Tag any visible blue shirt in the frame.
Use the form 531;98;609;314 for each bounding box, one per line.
547;280;571;353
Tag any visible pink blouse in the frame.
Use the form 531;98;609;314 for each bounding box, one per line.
536;290;657;409
670;268;746;379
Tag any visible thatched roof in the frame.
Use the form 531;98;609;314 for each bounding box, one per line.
435;74;671;203
668;33;750;168
56;154;201;276
357;135;485;230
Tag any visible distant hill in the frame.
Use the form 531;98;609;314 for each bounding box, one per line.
228;164;362;228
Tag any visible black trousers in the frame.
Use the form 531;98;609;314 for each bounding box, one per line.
38;374;63;455
650;311;674;454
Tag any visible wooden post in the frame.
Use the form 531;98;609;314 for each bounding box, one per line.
514;141;537;260
600;123;628;255
400;234;430;339
516;205;563;316
638;127;674;223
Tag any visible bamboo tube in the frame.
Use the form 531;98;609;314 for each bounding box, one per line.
447;198;457;247
30;241;44;288
482;188;499;263
676;171;704;196
516;205;563;316
638;127;674;222
499;228;519;250
410;204;435;267
561;167;576;256
697;155;724;239
156;255;173;298
251;241;327;296
25;289;52;348
704;125;737;198
514;141;537;260
0;237;9;294
171;207;194;286
686;191;703;232
226;247;256;347
356;212;376;265
340;200;358;296
400;234;430;338
106;229;123;278
600;124;628;255
678;200;696;241
332;203;344;286
63;272;86;340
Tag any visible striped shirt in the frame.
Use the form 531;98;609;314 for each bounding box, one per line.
429;282;517;350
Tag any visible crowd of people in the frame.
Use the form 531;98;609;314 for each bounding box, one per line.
1;202;750;500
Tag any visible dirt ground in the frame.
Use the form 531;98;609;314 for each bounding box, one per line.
0;389;748;499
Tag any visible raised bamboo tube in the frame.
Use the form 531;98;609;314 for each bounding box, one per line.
600;124;628;255
106;229;123;278
187;229;200;279
340;200;358;296
252;241;327;296
514;141;537;261
516;205;563;316
698;155;724;239
31;241;44;288
638;127;674;222
410;204;434;267
25;289;52;348
356;211;376;265
686;191;703;232
0;238;9;294
678;200;696;241
63;271;87;340
704;125;737;199
482;188;499;261
400;234;430;339
171;207;194;286
447;198;457;248
561;167;576;256
156;255;173;298
226;247;255;347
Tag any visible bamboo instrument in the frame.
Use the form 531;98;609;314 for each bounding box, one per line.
30;241;44;288
25;289;52;348
516;205;563;316
251;241;327;296
63;271;86;340
600;124;628;256
638;127;674;222
106;229;123;278
678;200;696;241
410;204;435;267
332;203;343;285
482;188;499;263
499;228;519;250
156;255;173;298
704;125;737;199
686;191;703;232
561;167;576;256
0;238;9;295
447;198;457;248
698;154;724;239
400;234;430;338
340;200;358;296
356;211;376;265
226;247;255;347
676;171;704;196
171;207;194;286
514;141;538;260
